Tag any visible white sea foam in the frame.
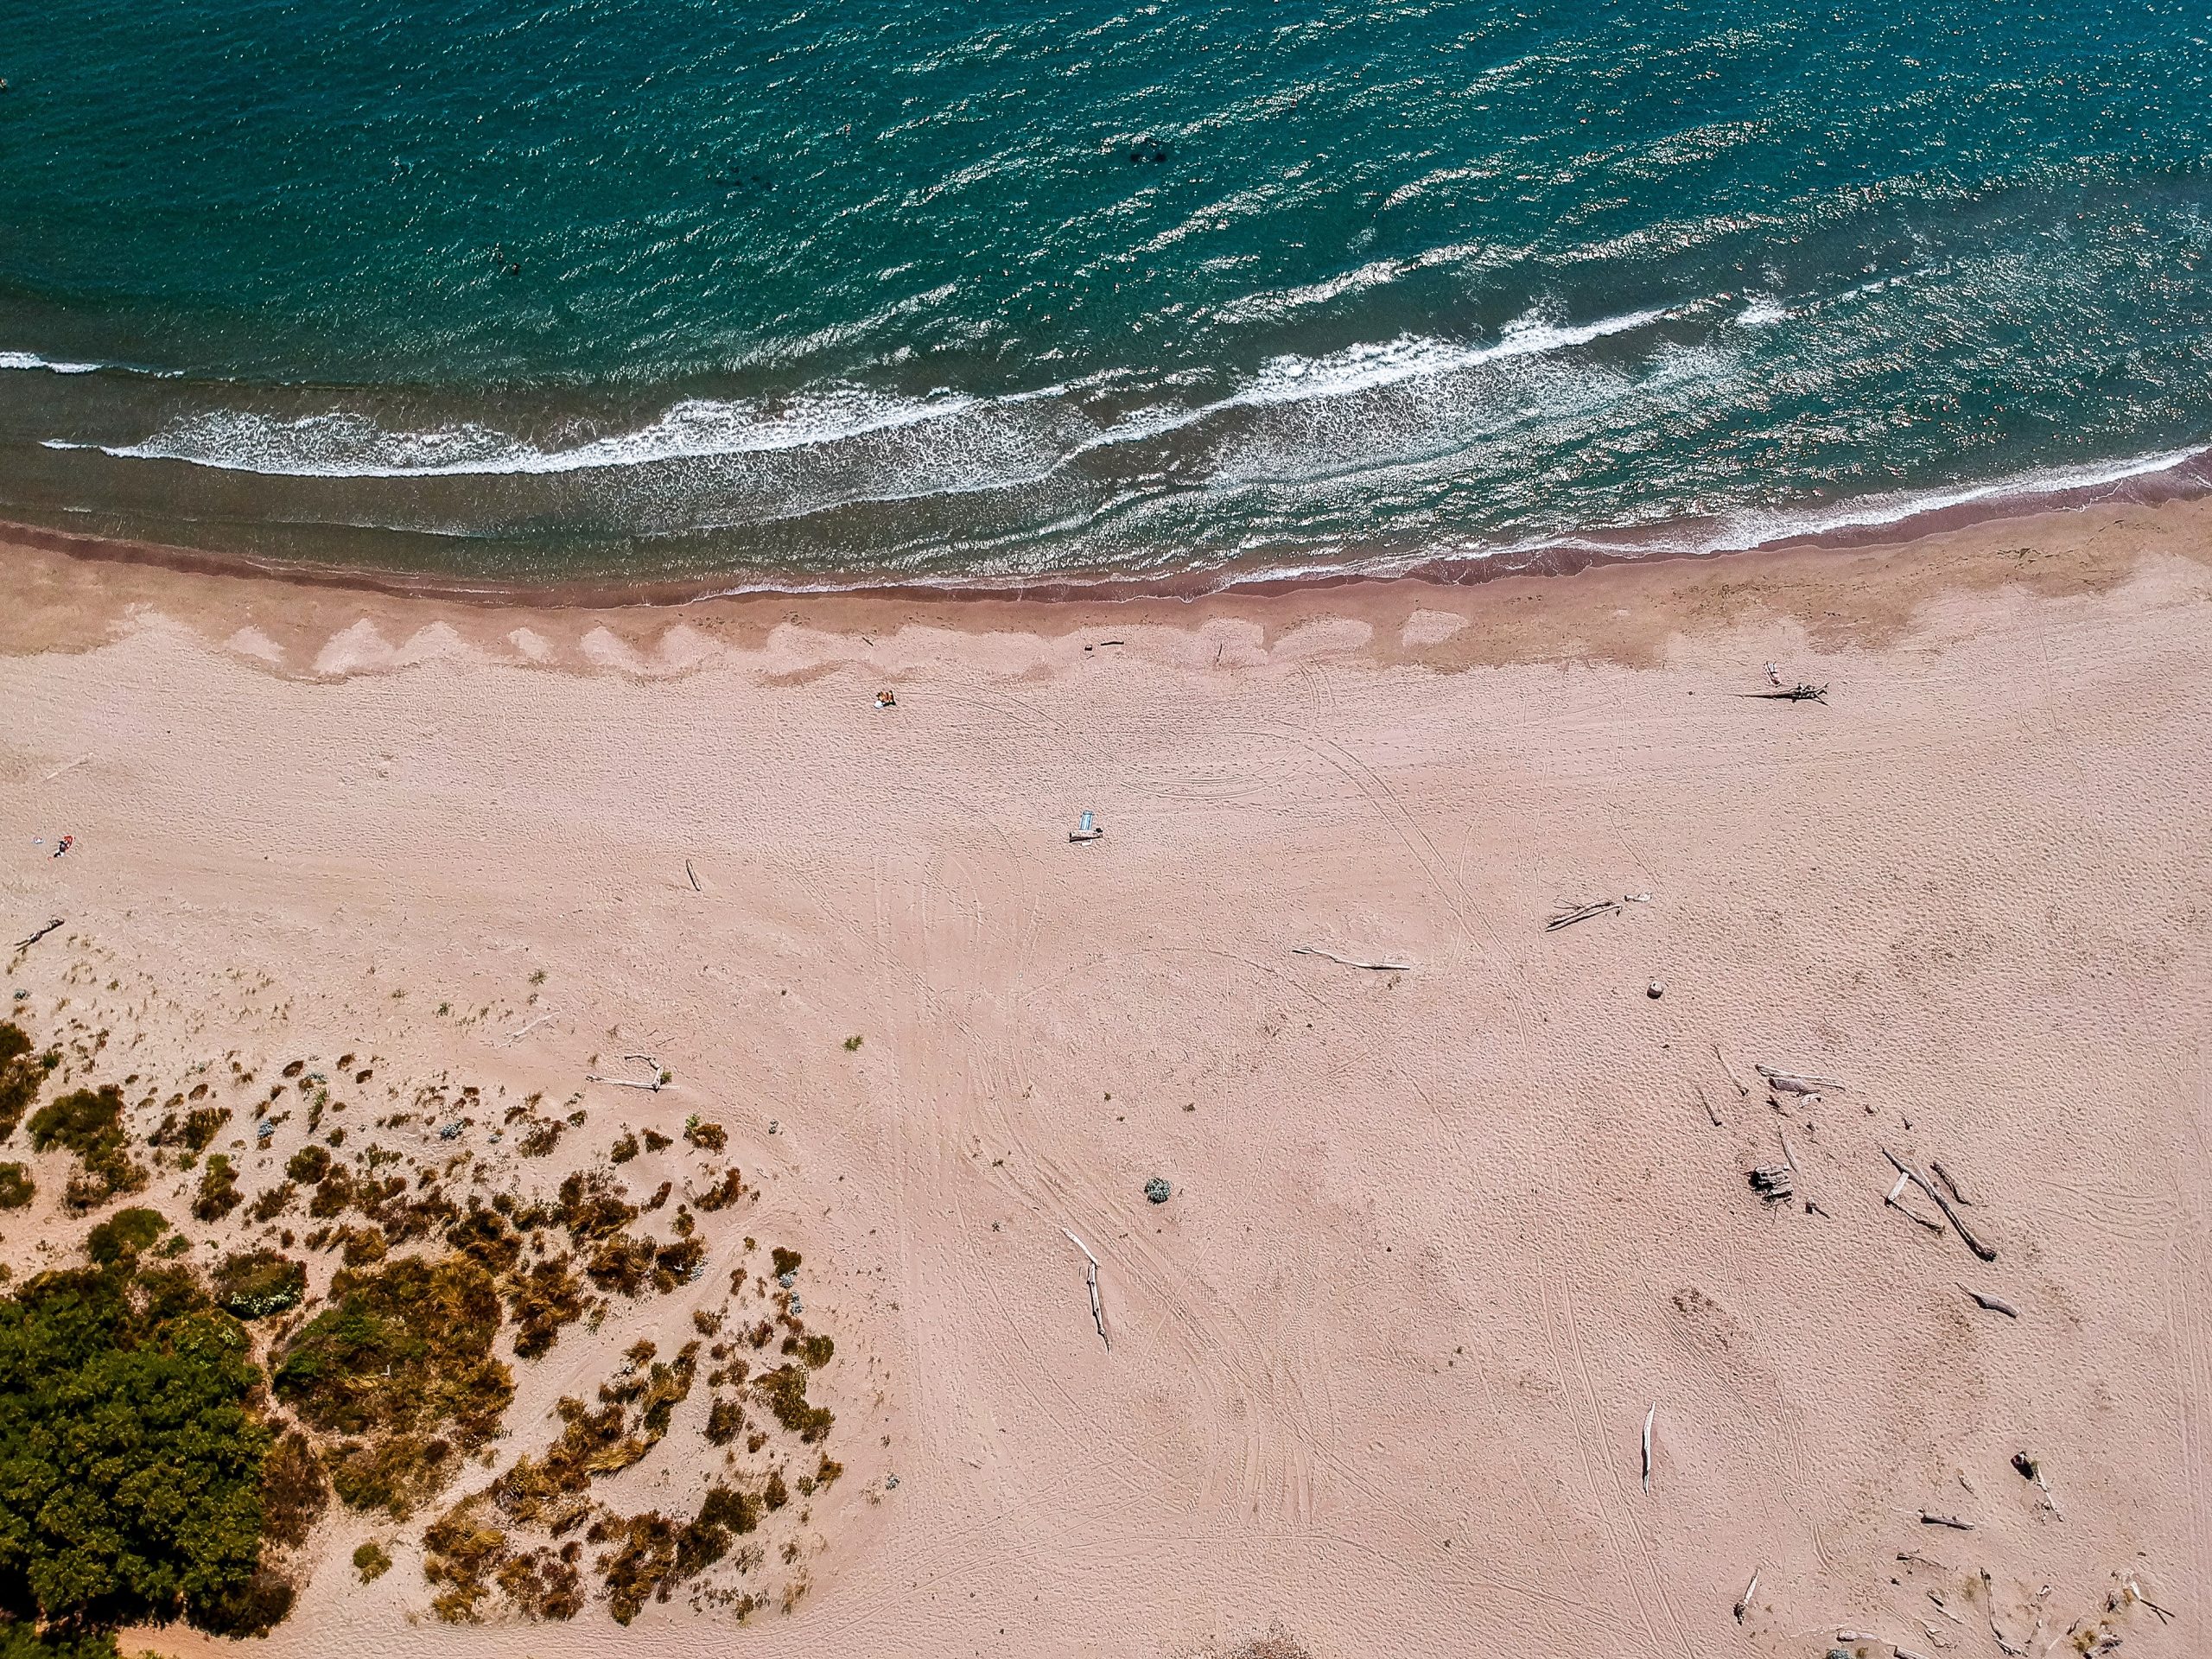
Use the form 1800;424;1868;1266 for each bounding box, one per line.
1229;306;1670;409
1211;259;1405;325
47;304;1676;487
1701;444;2203;552
2;350;104;374
44;386;981;478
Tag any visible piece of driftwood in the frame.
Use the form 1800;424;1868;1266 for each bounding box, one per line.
1714;1045;1751;1097
1698;1085;1721;1128
1919;1511;1974;1530
1883;1147;1999;1262
1641;1404;1655;1492
1758;1063;1847;1096
1931;1160;1973;1206
1777;1127;1800;1174
587;1053;665;1092
508;1012;558;1042
1928;1591;1967;1627
1749;1164;1795;1205
1735;1568;1759;1624
1963;1286;2018;1319
686;860;701;893
1981;1570;2026;1656
13;918;62;949
1887;1171;1948;1234
2126;1580;2172;1624
1292;945;1413;971
1547;898;1622;931
1061;1227;1108;1350
1740;682;1829;702
1545;893;1653;932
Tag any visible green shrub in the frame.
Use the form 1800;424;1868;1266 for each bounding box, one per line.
0;1164;31;1211
85;1207;167;1264
0;1022;60;1142
0;1621;120;1659
193;1154;243;1222
213;1249;306;1319
27;1086;145;1210
0;1253;282;1637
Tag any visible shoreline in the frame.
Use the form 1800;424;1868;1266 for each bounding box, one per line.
8;490;2212;686
3;437;2208;616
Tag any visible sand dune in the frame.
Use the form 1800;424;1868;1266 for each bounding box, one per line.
2;503;2207;1658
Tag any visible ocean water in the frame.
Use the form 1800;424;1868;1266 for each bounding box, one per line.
1;0;2209;588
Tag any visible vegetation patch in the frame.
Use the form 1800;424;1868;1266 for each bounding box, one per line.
273;1252;513;1517
752;1364;835;1443
352;1542;391;1584
0;1233;295;1644
422;1499;584;1624
553;1171;636;1243
213;1249;306;1319
506;1255;587;1359
258;1431;329;1549
193;1154;243;1222
0;1022;58;1141
26;1086;146;1210
148;1105;230;1156
0;1163;31;1211
693;1167;746;1211
84;1207;168;1265
583;1230;702;1297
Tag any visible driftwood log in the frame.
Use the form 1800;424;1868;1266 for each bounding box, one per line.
1758;1063;1847;1096
1292;945;1413;971
1884;1147;1999;1262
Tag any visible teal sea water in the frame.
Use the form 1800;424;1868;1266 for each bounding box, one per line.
1;1;2209;588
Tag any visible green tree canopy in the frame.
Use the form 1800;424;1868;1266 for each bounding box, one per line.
0;1258;279;1641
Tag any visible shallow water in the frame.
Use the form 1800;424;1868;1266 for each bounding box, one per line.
2;1;2209;585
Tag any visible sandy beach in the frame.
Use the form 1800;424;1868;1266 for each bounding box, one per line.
3;499;2209;1659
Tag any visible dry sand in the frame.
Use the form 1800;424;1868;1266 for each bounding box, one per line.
3;499;2209;1658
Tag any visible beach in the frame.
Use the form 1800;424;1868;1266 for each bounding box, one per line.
3;499;2209;1657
